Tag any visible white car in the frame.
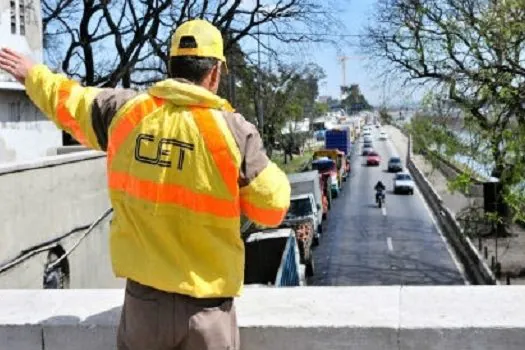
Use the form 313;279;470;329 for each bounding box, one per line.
363;135;373;143
379;131;388;140
393;172;415;195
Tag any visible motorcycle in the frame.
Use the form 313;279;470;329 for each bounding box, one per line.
376;189;385;208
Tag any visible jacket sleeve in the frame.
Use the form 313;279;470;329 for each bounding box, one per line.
223;113;290;227
24;64;137;151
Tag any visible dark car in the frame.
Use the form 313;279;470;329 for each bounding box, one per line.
362;145;373;156
387;157;403;172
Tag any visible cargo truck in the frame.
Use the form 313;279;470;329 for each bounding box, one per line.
311;158;335;207
325;129;352;180
325;128;352;156
285;170;324;243
313;149;347;190
243;228;305;286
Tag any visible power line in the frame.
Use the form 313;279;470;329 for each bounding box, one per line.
254;31;365;38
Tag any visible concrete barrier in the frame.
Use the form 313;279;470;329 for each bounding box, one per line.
1;287;525;350
0;151;121;289
406;136;496;285
425;151;484;197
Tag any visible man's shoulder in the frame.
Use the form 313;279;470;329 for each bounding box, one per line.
221;111;258;136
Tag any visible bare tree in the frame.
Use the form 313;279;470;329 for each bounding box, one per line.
42;0;343;88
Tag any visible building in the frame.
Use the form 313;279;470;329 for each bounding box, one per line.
0;0;62;163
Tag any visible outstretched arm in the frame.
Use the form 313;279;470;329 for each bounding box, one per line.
0;48;137;151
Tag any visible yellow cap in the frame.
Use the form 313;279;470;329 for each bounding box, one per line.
170;20;226;62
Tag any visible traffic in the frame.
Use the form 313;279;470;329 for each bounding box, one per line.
242;112;461;287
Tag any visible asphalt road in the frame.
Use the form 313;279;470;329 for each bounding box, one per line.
309;127;466;286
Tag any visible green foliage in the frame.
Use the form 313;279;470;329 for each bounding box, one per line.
379;108;392;124
341;84;372;113
314;102;329;117
230;61;325;157
366;0;525;224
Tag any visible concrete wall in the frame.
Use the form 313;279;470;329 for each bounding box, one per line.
0;90;62;163
430;152;484;197
1;286;525;350
0;0;59;164
0;0;43;68
0;151;123;289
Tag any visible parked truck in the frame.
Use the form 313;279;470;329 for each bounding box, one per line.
311;158;335;208
325;128;352;157
278;217;315;277
313;149;347;191
325;128;352;179
287;171;323;240
243;228;305;286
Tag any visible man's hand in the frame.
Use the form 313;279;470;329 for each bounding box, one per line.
0;48;36;84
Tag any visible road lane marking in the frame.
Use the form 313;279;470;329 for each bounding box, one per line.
382;207;387;216
414;187;468;284
387;237;394;252
385;126;468;284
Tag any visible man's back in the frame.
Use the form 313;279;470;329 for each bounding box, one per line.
108;79;253;297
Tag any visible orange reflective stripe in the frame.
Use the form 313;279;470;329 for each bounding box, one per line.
107;96;164;165
56;80;89;146
191;107;238;198
240;199;287;227
109;172;240;218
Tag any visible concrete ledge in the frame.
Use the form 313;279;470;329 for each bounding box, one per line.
1;287;525;349
0;151;105;175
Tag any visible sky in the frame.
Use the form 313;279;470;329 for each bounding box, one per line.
309;0;416;107
312;0;379;102
239;0;424;107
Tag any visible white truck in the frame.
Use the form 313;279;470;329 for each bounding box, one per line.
286;171;323;245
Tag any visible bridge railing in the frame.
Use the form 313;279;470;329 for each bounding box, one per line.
3;286;525;350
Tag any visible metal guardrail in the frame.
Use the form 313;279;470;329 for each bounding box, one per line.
406;135;497;285
274;234;302;287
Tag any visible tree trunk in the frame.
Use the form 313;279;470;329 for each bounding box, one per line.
491;146;509;237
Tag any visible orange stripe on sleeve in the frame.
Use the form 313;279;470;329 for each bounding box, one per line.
240;198;288;227
109;171;240;218
191;107;239;198
56;80;89;146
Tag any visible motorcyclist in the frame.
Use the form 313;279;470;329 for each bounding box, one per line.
374;180;386;203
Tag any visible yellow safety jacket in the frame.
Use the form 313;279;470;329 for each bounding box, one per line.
25;64;290;297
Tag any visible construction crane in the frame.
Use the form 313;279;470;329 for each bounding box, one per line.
337;55;367;99
338;56;350;90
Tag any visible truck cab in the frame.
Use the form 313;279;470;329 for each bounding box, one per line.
285;193;322;243
311;157;339;198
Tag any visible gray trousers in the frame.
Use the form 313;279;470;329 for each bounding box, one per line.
117;279;240;350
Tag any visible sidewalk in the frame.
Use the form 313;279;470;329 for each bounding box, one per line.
385;125;525;285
